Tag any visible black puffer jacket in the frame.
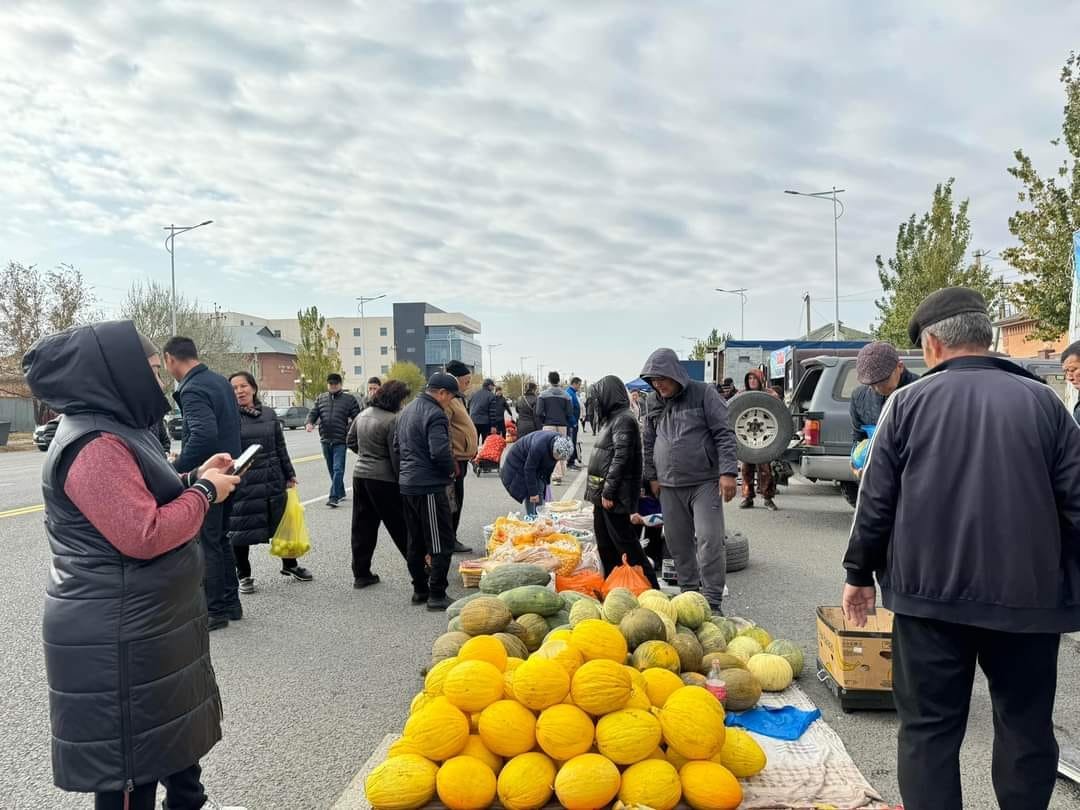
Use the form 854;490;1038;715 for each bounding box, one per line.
515;394;540;436
468;386;499;426
308;389;361;445
395;392;455;495
228;406;296;546
585;376;642;514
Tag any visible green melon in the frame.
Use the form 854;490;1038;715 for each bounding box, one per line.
712;617;739;644
619;608;667;649
726;636;763;663
458;595;513;635
480;563;552;594
569;599;603;627
431;631;471;664
639;593;678;624
738;625;774;648
671;591;711;629
700;652;747;675
631;640;681;673
560;591;593;607
447;616;464;633
658;614;678;644
515;613;551;651
671;633;704;675
696;621;727;653
766;640;805;679
602;588;639;624
680;672;707;687
494;632;530;660
546;610;571;631
721;667;762;711
498;585;565;617
447;593;484;620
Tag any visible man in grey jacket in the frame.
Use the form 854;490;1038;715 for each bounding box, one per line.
641;348;738;612
536;370;575;484
843;288;1080;810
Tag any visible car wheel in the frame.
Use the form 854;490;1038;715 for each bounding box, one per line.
726;532;750;573
727;391;793;465
839;481;860;509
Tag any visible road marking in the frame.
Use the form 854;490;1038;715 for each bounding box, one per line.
0;504;44;519
300;487;353;507
293;454;323;464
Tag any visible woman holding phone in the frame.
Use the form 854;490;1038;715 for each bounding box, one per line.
228;371;312;592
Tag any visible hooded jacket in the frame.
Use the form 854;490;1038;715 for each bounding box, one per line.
743;369;778;397
228;405;296;545
536;385;574;428
585;376;642;513
23;321;222;793
515;393;541;436
307;389;361;445
641;348;738;487
566;385;581;424
844;355;1080;634
500;429;560;502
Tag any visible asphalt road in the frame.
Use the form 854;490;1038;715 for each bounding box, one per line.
2;430;1079;808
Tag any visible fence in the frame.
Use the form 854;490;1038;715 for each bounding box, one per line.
0;398;37;433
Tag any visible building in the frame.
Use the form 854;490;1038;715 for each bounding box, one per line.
225;325;299;408
992;312;1068;359
221;302;482;390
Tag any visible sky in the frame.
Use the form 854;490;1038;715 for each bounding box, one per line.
2;1;1078;381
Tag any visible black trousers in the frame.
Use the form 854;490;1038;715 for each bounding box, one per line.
402;491;454;597
351;477;410;578
473;421;491;444
451;464;466;534
201;501;240;619
94;762;205;809
642;524;665;572
892;613;1060;810
568;425;580;466
593;508;660;589
233;543;296;578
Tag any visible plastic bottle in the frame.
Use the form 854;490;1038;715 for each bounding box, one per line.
706;660;727;704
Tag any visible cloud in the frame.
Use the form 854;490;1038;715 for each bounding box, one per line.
1;0;1079;379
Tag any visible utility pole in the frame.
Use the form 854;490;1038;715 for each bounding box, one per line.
487;344;502;379
803;292;811;337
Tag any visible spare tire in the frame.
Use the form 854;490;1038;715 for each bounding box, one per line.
727;391;793;464
726;532;750;573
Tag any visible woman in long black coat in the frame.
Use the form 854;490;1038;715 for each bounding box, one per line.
228;372;312;592
515;382;541;437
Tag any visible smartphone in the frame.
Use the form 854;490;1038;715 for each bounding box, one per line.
228;444;262;476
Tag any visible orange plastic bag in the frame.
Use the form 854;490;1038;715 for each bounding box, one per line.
601;554;652;597
556;569;605;600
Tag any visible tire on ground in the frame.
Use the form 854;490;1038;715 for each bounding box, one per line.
725;532;749;573
727;391;793;465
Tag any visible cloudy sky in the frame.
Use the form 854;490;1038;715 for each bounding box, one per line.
2;1;1078;380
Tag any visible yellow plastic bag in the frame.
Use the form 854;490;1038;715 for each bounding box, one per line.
270;489;311;558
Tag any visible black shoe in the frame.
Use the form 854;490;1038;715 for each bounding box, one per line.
739;498;754;509
452;541;472;554
354;574;381;588
411;592;430;605
427;594;452;612
709;603;725;617
208;615;229;631
326;499;338;508
764;499;778;512
281;566;313;582
226;605;243;621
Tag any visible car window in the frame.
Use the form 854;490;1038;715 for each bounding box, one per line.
792;367;822;413
834;359;928;401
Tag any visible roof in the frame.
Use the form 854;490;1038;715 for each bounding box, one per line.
226;325;297;356
992;312;1034;328
803;322;875;341
721;339;870;351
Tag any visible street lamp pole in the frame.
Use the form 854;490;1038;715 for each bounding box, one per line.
163;220;213;336
714;289;748;339
356;294;386;381
784;187;846;340
520;355;532;384
487;344;502;379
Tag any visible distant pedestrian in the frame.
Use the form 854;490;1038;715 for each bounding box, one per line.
395;372;460;611
719;377;738;400
165;336;245;631
850;341;919;447
24;321;242;809
843;288;1080;810
347;380;412;588
306;372;361;508
536;370;574;484
442;360;477;553
500;431;575;515
1062;341;1080;422
493;386;513;436
641;348;737;614
359;376;382;410
227;371;312;595
739;369;779;511
566;377;583;470
586;375;660;589
515;382;541;437
468;378;499;443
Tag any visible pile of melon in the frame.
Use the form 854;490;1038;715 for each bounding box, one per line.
366;571;808;810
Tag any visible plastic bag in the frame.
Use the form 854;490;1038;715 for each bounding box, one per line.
601;553;652;597
556;569;605;599
270;489;311;558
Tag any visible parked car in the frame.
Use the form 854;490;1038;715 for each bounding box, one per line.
728;353;1066;508
34;417;60;452
274;406;310;430
165;409;184;441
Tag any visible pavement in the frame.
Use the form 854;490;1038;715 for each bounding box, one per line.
2;429;1079;808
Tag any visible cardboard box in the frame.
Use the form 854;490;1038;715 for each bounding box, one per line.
816;606;894;691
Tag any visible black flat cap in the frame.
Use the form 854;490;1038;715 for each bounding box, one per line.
907;287;988;347
427;372;460;393
445;360;471;377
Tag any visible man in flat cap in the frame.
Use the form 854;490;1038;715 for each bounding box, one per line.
849;341;918;449
842;287;1080;810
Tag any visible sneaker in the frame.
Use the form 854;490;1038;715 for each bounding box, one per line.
764;499;778;511
411;592;430;605
354;574;381;588
452;541;473;554
226;605;243;621
326;499;338;508
201;799;248;810
281;566;313;582
208;615;229;631
238;577;255;594
739;498;754;509
427;594;452;612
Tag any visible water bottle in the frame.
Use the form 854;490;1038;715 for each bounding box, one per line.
706;660;727;704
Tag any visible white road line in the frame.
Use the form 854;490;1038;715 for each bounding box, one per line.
300;486;352;507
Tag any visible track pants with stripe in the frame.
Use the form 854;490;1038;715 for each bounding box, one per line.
402;490;454;598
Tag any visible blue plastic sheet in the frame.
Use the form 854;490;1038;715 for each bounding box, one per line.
725;705;822;741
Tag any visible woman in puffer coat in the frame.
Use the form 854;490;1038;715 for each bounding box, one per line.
515;382;541;437
228;372;312;592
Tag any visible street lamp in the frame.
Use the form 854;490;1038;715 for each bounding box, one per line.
487;344;502;379
163;220;213;337
356;294;386;381
784;187;846;340
520;355;532;384
714;288;748;339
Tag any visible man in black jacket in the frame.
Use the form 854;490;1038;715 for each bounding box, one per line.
164;336;244;630
849;341;918;446
396;372;459;611
842;288;1080;810
307;373;361;507
468;378;499;443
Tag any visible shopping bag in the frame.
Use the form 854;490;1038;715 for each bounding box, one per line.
270;489;311;558
556;569;605;599
601;553;652;597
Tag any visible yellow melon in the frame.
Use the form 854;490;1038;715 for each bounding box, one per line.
715;727;766;777
570;658;632;715
554;753;622;810
679;760;743;810
436;755;497;810
618;759;682;810
461;734;504;775
424;656;460;696
442;660;505;713
459;635;509;672
624;666;653;710
365;754;438;810
403;698;469;761
497;752;557;810
595;708;663;765
570;618;629;662
660;687;726;759
512;657;571;710
387;736;425;759
532;639;585;678
666;746;690;771
642;668;684;708
479;699;537;758
535;703;595;761
410;692;433;715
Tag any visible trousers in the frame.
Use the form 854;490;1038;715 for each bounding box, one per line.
658;481;726;606
892;613;1060;810
351;477;410;578
201;501;240;619
322;441;347;501
94;762;205;809
402;490;454;597
593;508;660;589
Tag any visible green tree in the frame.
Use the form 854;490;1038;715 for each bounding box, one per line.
499;372;529;400
294;306;342;404
689;328;733;360
1002;51;1080;341
387;361;426;400
874;179;1002;346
